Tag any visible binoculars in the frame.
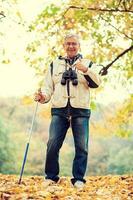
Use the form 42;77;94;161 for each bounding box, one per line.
61;69;78;86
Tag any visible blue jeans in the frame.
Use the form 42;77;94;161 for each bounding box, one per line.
45;106;91;184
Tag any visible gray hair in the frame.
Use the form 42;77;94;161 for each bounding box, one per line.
64;34;80;43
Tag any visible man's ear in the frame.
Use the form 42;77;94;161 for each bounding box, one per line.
79;44;81;52
63;43;65;48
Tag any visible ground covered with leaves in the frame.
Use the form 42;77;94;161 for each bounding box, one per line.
0;174;133;200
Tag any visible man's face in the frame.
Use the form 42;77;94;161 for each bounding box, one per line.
63;37;80;58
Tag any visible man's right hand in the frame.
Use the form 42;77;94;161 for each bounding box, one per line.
34;88;46;104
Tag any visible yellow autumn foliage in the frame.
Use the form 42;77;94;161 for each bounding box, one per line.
21;95;34;105
0;174;132;200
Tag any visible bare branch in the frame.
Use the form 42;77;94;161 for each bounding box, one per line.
99;45;133;75
53;5;133;26
52;5;133;28
68;5;133;13
117;0;122;8
99;15;133;41
0;11;6;20
53;7;70;26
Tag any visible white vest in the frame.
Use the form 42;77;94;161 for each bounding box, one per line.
42;58;101;109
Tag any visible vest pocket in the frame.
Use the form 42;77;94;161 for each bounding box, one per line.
53;72;63;84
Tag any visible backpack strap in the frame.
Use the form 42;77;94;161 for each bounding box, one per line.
50;61;53;76
84;61;99;88
88;61;93;68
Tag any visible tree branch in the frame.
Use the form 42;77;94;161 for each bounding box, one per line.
53;7;71;26
99;15;133;41
53;5;133;28
0;11;6;20
99;45;133;75
68;5;133;13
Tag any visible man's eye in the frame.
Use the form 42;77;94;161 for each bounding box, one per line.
66;43;78;46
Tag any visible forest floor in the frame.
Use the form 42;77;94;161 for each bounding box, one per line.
0;174;133;200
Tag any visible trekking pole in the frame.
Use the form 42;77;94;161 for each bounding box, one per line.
18;101;39;184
